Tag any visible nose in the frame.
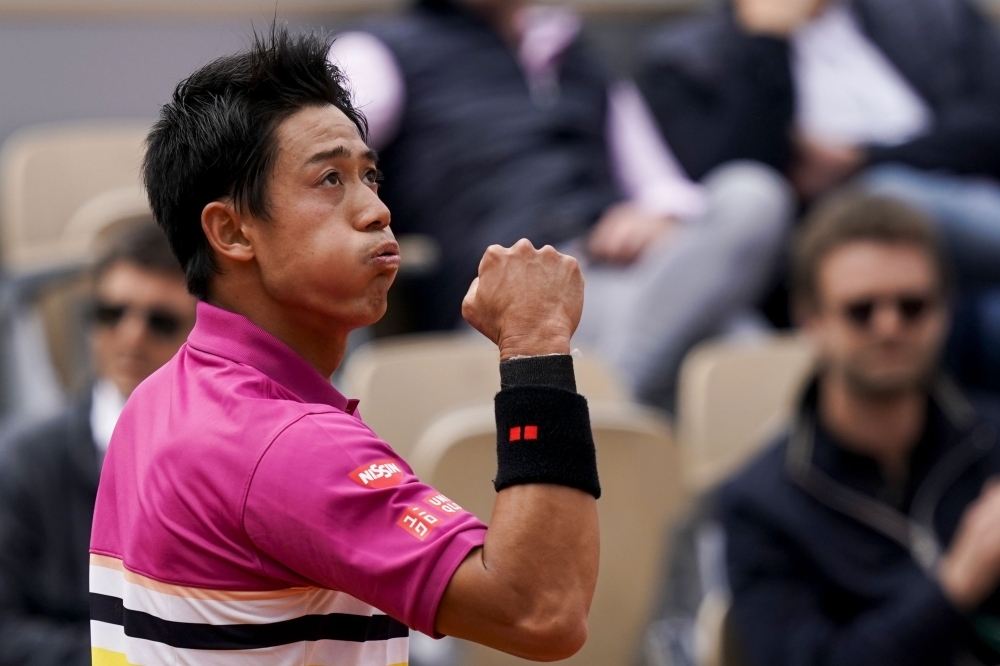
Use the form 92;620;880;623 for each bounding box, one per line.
117;310;150;349
352;181;391;232
871;302;904;337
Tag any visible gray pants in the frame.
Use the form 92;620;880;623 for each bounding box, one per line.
572;161;794;409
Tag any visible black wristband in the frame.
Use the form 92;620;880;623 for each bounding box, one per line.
500;354;577;392
493;385;601;499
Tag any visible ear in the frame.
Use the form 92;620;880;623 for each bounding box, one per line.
201;200;255;264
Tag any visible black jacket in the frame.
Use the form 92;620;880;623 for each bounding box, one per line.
720;377;1000;666
366;0;619;329
0;396;99;666
637;0;1000;181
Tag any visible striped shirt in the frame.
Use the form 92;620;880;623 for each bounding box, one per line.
90;302;487;666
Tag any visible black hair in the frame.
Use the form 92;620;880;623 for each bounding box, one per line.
94;217;183;280
143;23;367;298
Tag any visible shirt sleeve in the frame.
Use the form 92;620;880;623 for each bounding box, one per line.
328;32;406;151
242;412;487;636
606;80;708;221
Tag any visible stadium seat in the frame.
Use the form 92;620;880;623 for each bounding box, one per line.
675;335;815;494
0;120;150;277
338;333;628;458
408;399;683;666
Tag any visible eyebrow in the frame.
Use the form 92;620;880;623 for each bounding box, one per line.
306;146;379;165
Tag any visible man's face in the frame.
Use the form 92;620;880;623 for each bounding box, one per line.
245;104;398;331
91;261;196;397
802;242;949;397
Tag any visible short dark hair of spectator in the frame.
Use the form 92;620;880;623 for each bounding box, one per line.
94;218;184;281
143;23;367;299
791;191;954;310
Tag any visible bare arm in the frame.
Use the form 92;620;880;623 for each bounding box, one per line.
434;239;601;661
437;486;599;660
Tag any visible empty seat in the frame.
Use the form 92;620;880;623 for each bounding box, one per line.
675;335;815;494
0;120;150;276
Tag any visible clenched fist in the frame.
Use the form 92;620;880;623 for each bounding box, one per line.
462;239;584;361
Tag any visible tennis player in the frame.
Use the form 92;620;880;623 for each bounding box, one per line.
88;25;601;666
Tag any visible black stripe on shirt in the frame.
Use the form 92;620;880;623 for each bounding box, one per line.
90;593;409;650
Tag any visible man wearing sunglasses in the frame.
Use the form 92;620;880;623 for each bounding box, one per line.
0;220;194;666
719;192;1000;665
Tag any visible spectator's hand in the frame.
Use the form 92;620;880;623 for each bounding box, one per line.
588;203;678;266
734;0;827;36
938;480;1000;610
462;239;584;361
791;136;865;200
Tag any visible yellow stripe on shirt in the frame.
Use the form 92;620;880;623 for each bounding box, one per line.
91;647;135;666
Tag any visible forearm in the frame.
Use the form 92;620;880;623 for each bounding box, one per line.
639;32;794;180
436;354;601;660
437;485;599;659
867;106;1000;177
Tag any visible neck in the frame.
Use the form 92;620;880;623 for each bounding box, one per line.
209;275;349;379
818;372;927;482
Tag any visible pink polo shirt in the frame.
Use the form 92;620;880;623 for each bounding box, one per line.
90;302;487;666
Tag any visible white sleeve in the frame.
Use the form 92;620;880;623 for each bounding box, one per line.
606;80;708;221
328;32;406;151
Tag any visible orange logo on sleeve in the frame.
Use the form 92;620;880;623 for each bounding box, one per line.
397;506;440;541
349;459;405;489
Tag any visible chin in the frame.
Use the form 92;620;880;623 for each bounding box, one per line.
846;366;932;398
350;294;389;329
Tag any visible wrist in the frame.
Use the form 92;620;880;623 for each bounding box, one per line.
498;332;572;362
500;354;576;392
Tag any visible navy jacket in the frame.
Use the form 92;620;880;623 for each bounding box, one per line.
0;397;97;666
720;377;1000;666
637;0;1000;182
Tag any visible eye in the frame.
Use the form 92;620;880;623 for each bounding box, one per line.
363;168;384;186
323;171;341;186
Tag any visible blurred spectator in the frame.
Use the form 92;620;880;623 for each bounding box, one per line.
0;221;194;666
638;0;1000;285
330;0;793;408
719;193;1000;665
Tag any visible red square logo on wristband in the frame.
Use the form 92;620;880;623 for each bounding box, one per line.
509;426;538;441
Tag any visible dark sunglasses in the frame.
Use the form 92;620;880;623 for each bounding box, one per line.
92;302;187;339
841;293;940;329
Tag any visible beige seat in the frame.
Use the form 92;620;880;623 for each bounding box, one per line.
339;333;628;458
408;400;683;666
675;335;815;494
0;120;151;276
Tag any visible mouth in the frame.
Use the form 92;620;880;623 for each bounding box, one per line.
370;240;402;269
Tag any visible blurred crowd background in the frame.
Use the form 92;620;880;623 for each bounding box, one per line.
1;0;1000;665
